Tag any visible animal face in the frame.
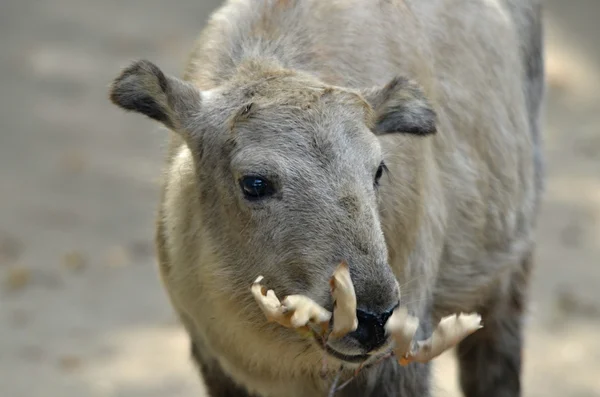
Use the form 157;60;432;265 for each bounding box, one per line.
109;60;436;361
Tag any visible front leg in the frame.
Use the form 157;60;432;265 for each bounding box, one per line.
191;340;257;397
456;254;532;397
456;310;523;397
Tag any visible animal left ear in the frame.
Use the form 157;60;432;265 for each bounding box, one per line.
361;77;437;135
109;59;202;134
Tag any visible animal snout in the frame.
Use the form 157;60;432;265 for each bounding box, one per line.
347;304;398;352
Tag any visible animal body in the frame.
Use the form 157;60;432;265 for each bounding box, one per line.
109;0;545;396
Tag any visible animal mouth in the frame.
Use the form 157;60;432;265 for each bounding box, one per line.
312;333;378;364
323;344;370;363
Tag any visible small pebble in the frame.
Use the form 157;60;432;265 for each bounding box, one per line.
58;355;83;371
128;240;154;260
555;288;600;318
59;150;86;174
63;251;86;272
5;266;31;291
107;246;130;267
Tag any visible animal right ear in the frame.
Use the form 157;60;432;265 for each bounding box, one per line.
109;60;201;132
360;76;437;136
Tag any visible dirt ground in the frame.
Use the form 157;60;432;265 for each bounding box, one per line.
1;1;599;396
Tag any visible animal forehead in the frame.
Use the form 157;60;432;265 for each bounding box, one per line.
241;79;328;105
231;102;379;160
224;70;370;112
229;115;382;186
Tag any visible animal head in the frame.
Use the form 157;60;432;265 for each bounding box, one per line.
109;59;436;362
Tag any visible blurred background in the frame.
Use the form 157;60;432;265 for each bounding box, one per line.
1;1;599;396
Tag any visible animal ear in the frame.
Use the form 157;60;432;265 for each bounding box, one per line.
109;60;201;132
361;77;437;135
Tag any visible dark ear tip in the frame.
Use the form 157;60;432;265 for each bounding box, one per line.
386;76;410;90
123;59;162;78
367;76;438;136
108;59;167;108
420;108;438;135
110;59;161;85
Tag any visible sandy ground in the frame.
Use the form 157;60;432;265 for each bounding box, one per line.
1;1;599;396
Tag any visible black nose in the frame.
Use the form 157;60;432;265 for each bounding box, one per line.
347;305;398;352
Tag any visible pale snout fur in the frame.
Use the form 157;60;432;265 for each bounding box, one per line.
109;1;545;396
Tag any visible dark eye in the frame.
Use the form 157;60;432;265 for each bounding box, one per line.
374;161;387;187
240;175;275;200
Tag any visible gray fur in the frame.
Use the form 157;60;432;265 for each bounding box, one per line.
109;0;545;396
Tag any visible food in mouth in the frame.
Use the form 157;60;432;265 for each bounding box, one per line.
250;263;483;365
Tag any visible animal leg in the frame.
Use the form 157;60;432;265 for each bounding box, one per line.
456;254;533;397
191;340;256;397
